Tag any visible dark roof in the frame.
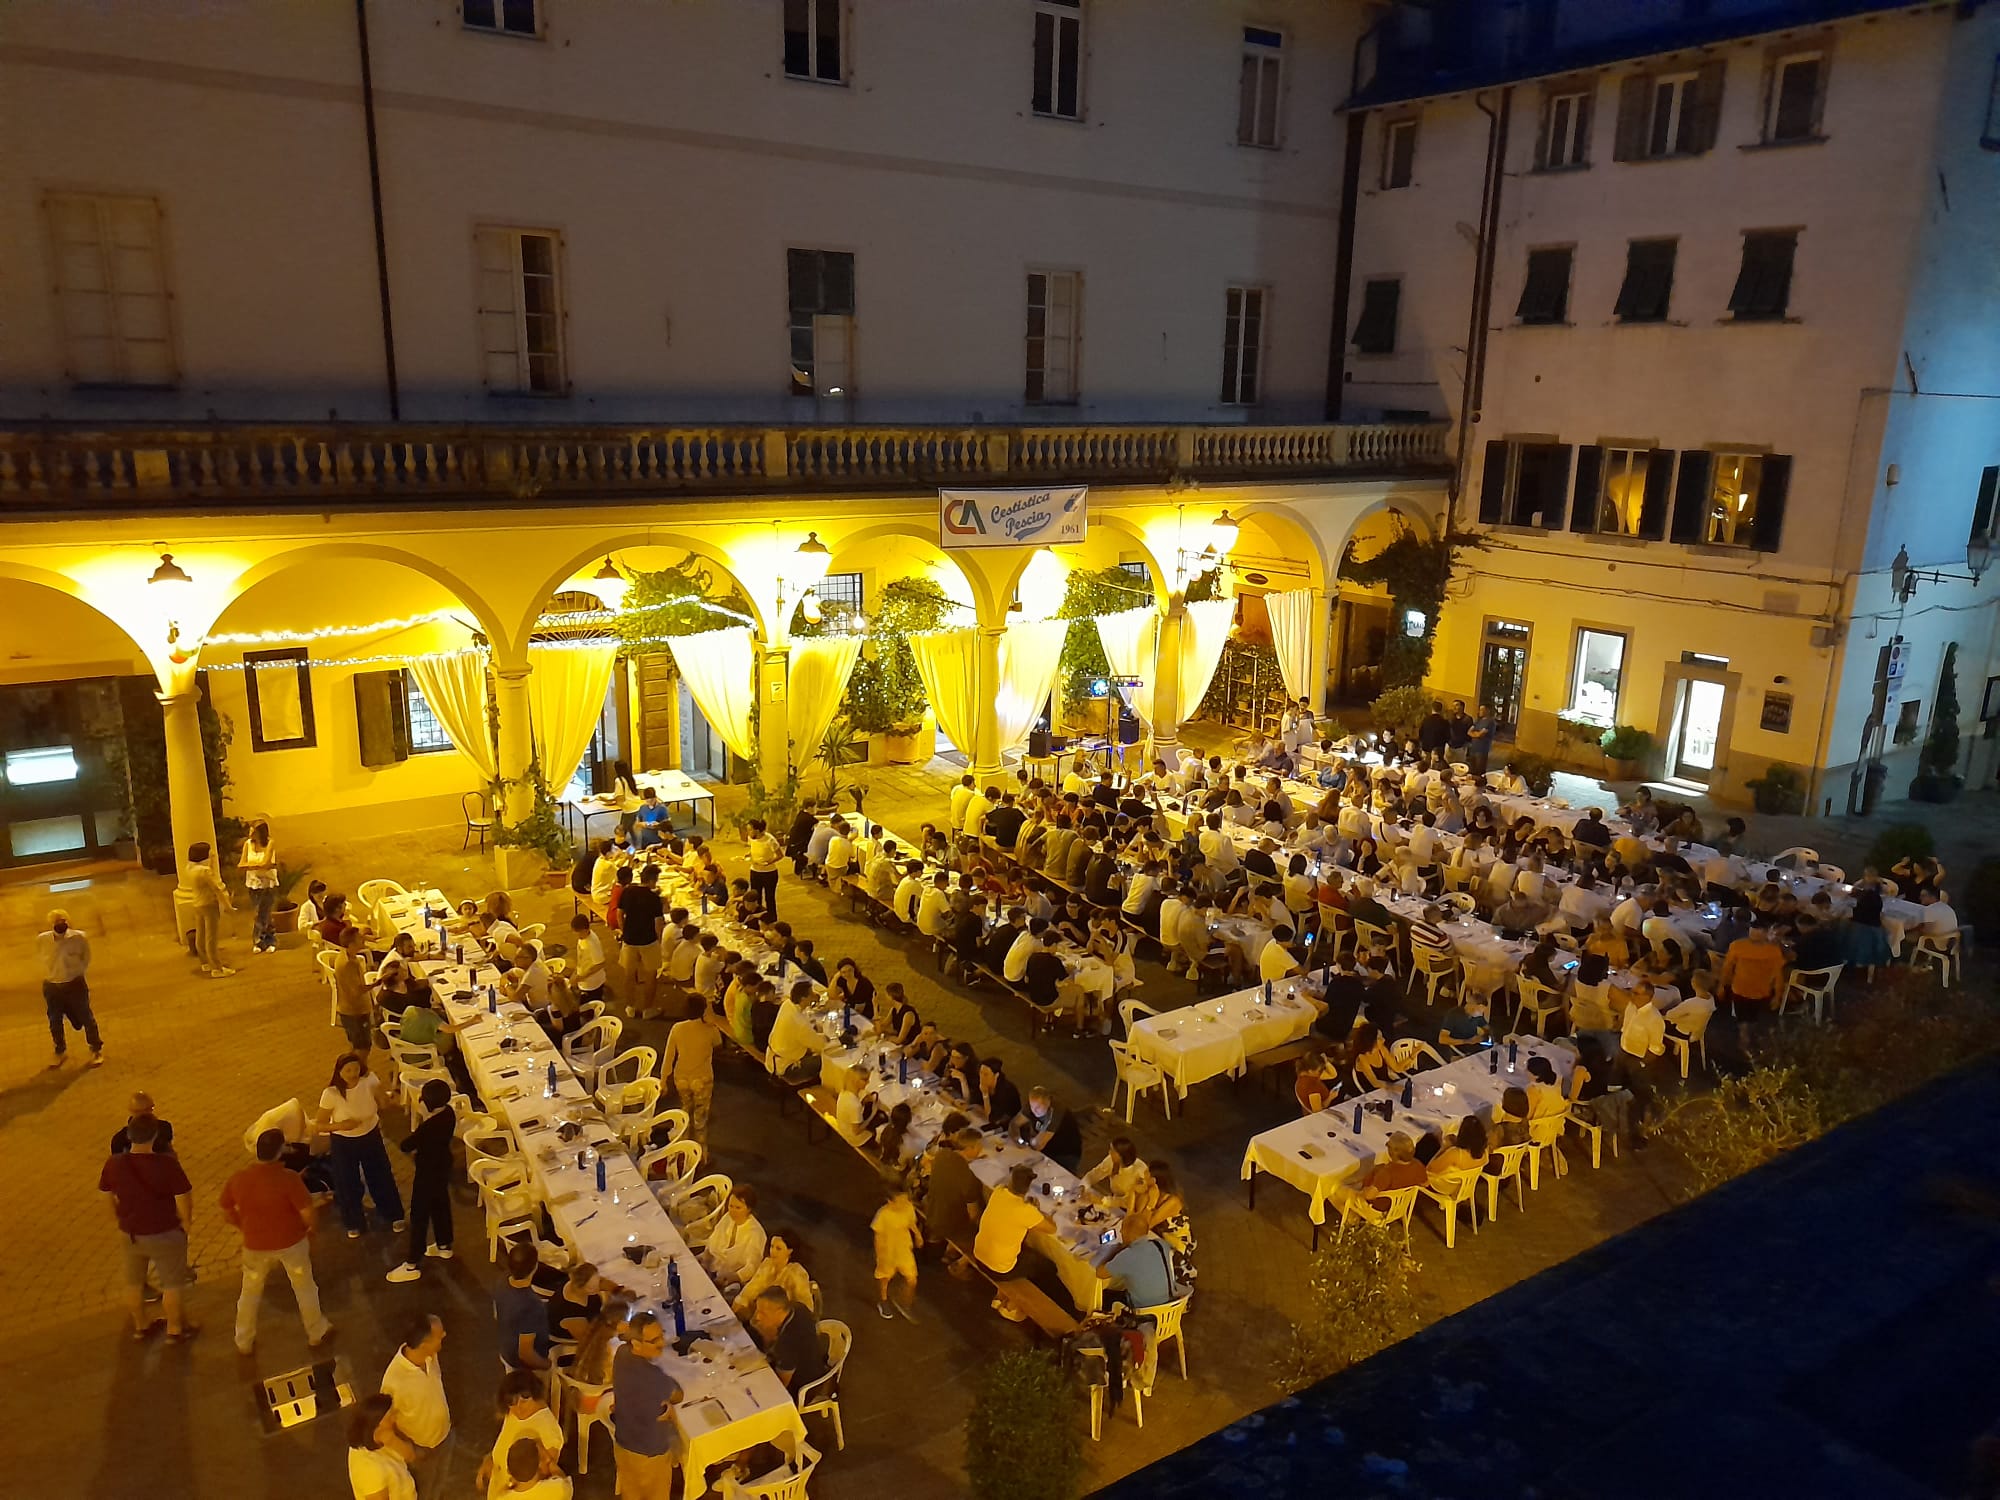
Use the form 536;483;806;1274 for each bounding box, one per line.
1103;1055;2000;1500
1350;0;1929;110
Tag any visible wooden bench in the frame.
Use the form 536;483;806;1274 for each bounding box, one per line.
947;1234;1083;1341
1242;1036;1320;1096
795;1083;841;1146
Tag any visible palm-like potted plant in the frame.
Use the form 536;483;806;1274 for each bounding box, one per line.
1599;723;1654;781
1909;643;1965;803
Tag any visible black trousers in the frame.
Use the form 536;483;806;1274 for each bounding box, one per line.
405;1163;454;1262
749;868;780;919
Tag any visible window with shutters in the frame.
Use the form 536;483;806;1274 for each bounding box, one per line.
1351;278;1400;355
1480;440;1573;529
462;0;537;37
1763;52;1825;143
1970;466;2000;547
1381;118;1418;188
1614;239;1676;323
43;192;177;388
1237;27;1284;148
1728;230;1799;321
1568;629;1628;725
787;248;856;397
1647;72;1699;156
403;672;453;754
783;0;844;83
1025;270;1081;404
1596;449;1653;536
1707;453;1769;547
1615;62;1724;161
1220;286;1265;406
1539;89;1592;169
1516;247;1572;324
1032;0;1083;120
475;227;565;394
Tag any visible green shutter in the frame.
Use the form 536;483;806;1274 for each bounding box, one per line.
1689;59;1727;153
1479;440;1509;523
1570;445;1603;532
1612;74;1650;161
1672;451;1714;542
1753;455;1792;553
1639;449;1674;538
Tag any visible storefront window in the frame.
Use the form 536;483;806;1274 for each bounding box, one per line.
1568;628;1627;725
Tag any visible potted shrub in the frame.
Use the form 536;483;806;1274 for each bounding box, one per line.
1598;724;1654;781
269;863;311;934
1369;685;1431;744
1506;751;1558;797
1908;643;1965;803
1744;762;1807;815
965;1350;1082;1500
1556;714;1606;768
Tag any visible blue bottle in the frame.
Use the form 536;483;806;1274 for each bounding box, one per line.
700;891;709;916
899;1053;909;1085
595;1155;606;1193
1401;1078;1414;1108
1508;1038;1519;1066
842;1002;852;1035
487;985;497;1014
1352;1104;1363;1134
1489;1046;1499;1076
455;943;464;964
1263;979;1273;1006
546;1061;558;1094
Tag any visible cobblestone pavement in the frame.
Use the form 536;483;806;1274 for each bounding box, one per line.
4;753;1704;1499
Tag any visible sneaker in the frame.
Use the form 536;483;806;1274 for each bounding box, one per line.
877;1301;895;1320
212;966;239;978
88;1051;105;1068
346;1229;362;1241
425;1246;454;1260
385;1263;422;1284
893;1300;916;1322
308;1326;336;1349
199;966;216;976
390;1220;408;1234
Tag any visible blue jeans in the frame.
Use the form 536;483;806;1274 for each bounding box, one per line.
327;1127;404;1232
251;886;278;947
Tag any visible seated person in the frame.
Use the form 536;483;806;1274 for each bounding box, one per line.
1428;1115;1490;1178
1350;1131;1429;1211
631;787;672;848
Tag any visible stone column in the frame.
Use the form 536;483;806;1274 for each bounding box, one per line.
756;640;792;788
156;675;217;877
492;660;539;885
970;622;1006;784
1150;596;1187;767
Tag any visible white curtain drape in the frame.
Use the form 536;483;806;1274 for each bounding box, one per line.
1178;598;1236;716
526;642;617;789
1093;607;1160;726
408;650;496;779
1264;589;1317;702
672;627;758;762
907;628;981;754
997;619;1069;753
786;636;862;767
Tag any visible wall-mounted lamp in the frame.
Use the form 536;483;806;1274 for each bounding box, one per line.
147;552;192;586
1891;539;1991;604
584;556;629;611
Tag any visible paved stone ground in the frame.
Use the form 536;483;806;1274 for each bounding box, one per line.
0;743;1761;1500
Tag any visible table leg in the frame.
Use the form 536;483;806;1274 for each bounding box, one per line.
1246;1166;1256;1211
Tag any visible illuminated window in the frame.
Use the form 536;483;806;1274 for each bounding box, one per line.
1381;118;1418;188
1221;286;1266;405
817;571;864;612
1539;89;1592;168
462;0;537;37
1516;247;1572;324
1025;270;1081;404
43;192;176;388
1596;448;1652;536
1238;28;1284;148
1764;52;1825;143
787;249;856;398
1614;239;1676;323
1729;231;1798;321
1568;629;1627;725
783;0;843;83
1705;453;1766;546
475;227;565;393
401;673;454;755
1032;0;1083;120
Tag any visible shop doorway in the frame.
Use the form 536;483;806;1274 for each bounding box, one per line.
0;679;126;867
1669;678;1727;783
678;681;728;781
1477;619;1532;738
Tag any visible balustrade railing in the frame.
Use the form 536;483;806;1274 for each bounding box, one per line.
0;419;1448;511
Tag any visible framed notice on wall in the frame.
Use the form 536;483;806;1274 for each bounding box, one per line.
244;647;316;752
1981;675;2000;723
1759;690;1794;734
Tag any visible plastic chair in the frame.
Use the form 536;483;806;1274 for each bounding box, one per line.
1482;1143;1531;1218
1117;998;1163;1038
1352;920;1399;974
1564;1094;1620;1168
1334;1183;1421;1249
624;1104;689;1155
1779;963;1844;1024
463;789;494;852
640;1139;702;1194
315;949;341;1028
795;1318;851;1449
477;1170;541;1259
357;878;407;907
1525;1114;1569;1189
1133;1294;1191;1384
592;1045;659;1106
1566;978;1615;1033
1108;1039;1173;1123
602;1077;663;1140
1442;891;1477;914
668;1172;733;1240
1418;1166;1484;1248
1769;846;1820;867
1911;933;1962;989
1406;943;1460;1008
463;1127;517;1165
564;1017;624;1088
1388;1037;1447;1073
1666;1005;1714;1079
1512;975;1564;1038
1815;864;1845;883
719;1440;822;1500
549;1351;614;1475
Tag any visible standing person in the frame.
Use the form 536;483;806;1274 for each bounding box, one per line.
611;1312;684;1500
38;907;102;1068
871;1186;921;1322
240;820;281;955
745;817;782;920
567;913;607;1011
1446;701;1472;763
183;841;238;977
660;1009;720;1148
314;1053;407;1240
1465;703;1496;777
99;1114;197;1341
347;1393;417;1500
475;1372;566;1500
333;927;375;1059
380;1314;452;1500
386;1080;457;1283
221;1127;333;1354
619;865;667;1019
111;1091;173;1153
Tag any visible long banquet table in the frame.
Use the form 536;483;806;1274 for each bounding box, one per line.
1126;982;1320;1096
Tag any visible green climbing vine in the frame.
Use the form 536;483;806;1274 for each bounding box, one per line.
1340;530;1459;688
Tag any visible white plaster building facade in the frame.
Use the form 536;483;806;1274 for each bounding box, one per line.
1338;0;2000;809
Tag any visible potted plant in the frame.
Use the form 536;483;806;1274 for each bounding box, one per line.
846;578;953;764
965;1350;1082;1500
1506;751;1559;797
1556;713;1606;768
269;863;311;934
1598;724;1654;781
1909;643;1965;803
1369;685;1431;744
1744;762;1807;815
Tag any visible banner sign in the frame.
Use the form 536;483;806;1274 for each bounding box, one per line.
940;485;1088;549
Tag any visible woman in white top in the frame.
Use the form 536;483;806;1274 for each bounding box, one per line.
700;1185;769;1290
348;1393;417;1500
240;820;280;955
315;1053;407;1239
731;1231;815;1319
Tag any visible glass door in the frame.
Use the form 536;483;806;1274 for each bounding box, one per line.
1673;678;1727;782
0;680;125;867
1477;620;1532;738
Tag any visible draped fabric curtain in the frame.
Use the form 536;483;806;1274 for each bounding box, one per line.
1263;589;1317;702
408;650;496;779
1178;598;1237;717
786;636;862;768
907;628;981;755
1093;607;1161;726
997;619;1070;753
526;643;617;790
672;627;758;762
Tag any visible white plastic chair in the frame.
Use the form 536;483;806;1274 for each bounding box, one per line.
1512;975;1564;1038
1418;1166;1484;1248
1666;1005;1715;1079
564;1016;624;1088
1405;943;1460;1009
1351;920;1400;975
669;1172;733;1242
602;1077;664;1140
315;949;341;1028
1132;1294;1190;1383
549;1351;614;1475
1334;1182;1421;1249
1770;846;1820;868
1483;1143;1531;1218
592;1045;659;1107
720;1440;822;1500
1388;1037;1447;1073
795;1318;850;1450
1780;962;1844;1024
1911;932;1962;989
1815;864;1845;883
1442;891;1477;914
1117;998;1163;1038
623;1103;689;1155
357;878;408;907
1525;1114;1569;1189
474;1164;540;1259
1108;1039;1173;1122
641;1139;702;1196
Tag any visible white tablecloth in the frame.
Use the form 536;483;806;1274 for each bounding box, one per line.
1128;984;1319;1095
437;977;803;1496
1242;1037;1572;1224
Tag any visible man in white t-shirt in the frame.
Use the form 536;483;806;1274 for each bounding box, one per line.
566;915;606;1005
893;864;926;926
948;775;978;830
1920;889;1959;936
916;873;953;938
381;1313;452;1493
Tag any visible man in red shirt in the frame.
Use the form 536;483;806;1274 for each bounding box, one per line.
98;1115;196;1341
220;1128;332;1355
